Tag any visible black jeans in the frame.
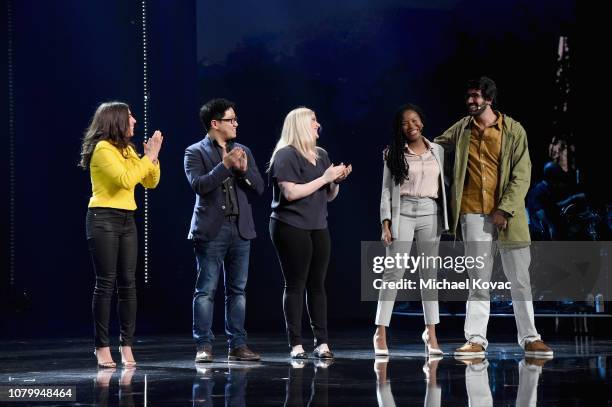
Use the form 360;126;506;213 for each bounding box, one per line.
269;218;331;347
86;207;138;347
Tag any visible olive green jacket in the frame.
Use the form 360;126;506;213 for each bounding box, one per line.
434;114;531;247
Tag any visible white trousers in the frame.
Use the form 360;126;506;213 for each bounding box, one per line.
461;214;541;348
465;360;493;407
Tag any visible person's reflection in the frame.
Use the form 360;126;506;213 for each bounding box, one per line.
459;356;551;406
284;359;333;406
284;360;307;406
374;356;443;407
119;368;136;407
422;356;442;407
226;364;251;407
516;357;552;406
94;367;115;406
192;365;214;406
459;357;493;407
373;357;395;407
308;359;332;406
94;367;136;407
192;363;252;407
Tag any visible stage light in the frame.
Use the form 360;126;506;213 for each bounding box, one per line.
8;0;16;288
142;0;150;285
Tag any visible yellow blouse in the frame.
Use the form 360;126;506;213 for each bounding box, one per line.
88;140;160;210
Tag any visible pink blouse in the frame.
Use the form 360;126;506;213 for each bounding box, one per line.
399;139;440;198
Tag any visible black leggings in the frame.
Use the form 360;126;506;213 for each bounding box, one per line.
269;218;331;347
86;207;138;347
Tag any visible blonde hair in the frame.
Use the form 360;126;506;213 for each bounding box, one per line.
269;107;319;170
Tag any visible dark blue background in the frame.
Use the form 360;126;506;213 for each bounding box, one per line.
1;0;585;339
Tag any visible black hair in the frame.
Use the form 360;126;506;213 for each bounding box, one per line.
199;98;236;132
385;103;425;185
466;76;497;103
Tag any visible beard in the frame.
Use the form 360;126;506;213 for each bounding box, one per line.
467;103;488;117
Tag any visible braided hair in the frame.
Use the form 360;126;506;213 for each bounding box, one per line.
385;104;425;185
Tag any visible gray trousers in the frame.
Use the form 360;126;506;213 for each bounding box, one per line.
461;214;541;348
375;197;442;327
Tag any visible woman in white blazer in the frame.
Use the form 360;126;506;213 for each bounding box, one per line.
373;104;449;356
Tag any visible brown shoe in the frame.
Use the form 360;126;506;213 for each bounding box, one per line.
454;342;485;357
525;357;553;367
455;357;485;366
228;345;261;361
524;340;553;357
195;345;213;363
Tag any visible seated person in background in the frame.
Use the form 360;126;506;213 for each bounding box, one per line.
527;161;585;240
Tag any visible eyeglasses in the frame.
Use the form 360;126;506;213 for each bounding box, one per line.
215;117;238;125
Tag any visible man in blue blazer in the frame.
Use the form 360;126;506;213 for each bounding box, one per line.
184;98;264;362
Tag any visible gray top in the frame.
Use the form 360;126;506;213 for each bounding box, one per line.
270;146;331;230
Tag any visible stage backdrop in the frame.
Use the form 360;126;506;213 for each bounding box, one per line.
194;0;577;328
1;0;579;339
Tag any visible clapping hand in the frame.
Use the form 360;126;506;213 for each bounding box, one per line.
223;146;246;170
237;149;248;172
333;163;352;183
143;130;163;163
323;164;347;184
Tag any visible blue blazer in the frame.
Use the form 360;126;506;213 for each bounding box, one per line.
184;135;264;241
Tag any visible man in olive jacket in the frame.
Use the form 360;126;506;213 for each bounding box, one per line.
435;77;553;357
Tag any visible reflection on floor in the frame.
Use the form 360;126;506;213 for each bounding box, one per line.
1;332;611;405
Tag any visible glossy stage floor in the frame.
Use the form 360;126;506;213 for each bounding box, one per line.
1;330;611;406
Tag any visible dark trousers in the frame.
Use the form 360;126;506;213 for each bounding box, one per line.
269;218;331;347
86;207;138;347
284;364;330;407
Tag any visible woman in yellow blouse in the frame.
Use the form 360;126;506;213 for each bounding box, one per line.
79;101;163;368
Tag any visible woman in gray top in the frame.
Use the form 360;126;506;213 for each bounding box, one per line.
269;107;352;359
